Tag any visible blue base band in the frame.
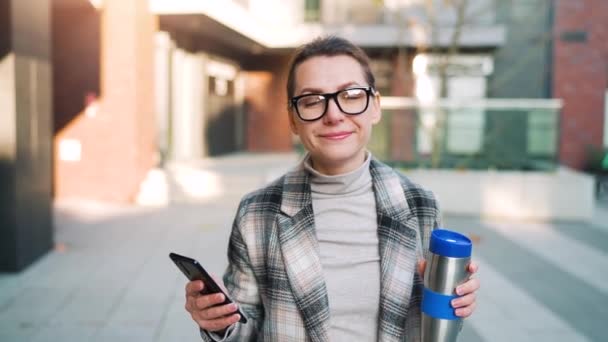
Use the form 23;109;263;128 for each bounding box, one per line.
421;287;458;320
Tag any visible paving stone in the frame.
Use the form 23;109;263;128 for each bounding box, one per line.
2;154;607;341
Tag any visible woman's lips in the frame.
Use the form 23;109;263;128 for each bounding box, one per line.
319;131;353;140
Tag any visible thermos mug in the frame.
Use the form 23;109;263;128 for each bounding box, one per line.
421;229;472;342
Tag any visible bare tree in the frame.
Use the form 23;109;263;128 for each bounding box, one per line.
380;0;507;167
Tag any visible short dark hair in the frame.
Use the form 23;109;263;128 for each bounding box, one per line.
286;36;376;106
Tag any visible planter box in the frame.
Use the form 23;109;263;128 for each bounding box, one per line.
405;167;594;221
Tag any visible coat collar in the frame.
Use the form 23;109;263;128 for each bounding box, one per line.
278;157;420;341
279;157;414;218
278;163;330;341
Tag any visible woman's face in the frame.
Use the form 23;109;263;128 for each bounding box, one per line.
289;55;381;175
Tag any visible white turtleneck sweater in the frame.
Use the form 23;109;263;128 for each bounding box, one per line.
304;153;380;342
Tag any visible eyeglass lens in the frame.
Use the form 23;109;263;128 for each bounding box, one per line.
295;88;370;121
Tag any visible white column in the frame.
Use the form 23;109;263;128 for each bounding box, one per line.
171;49;209;160
154;31;173;162
234;72;245;150
198;52;210;157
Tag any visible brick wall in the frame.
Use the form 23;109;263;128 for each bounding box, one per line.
54;0;157;202
554;0;608;169
244;57;293;152
52;3;100;135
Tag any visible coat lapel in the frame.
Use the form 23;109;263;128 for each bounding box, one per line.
275;159;422;342
277;166;330;342
371;160;422;342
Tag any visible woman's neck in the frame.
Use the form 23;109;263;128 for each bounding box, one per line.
308;151;368;176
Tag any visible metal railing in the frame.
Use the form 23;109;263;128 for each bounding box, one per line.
318;0;497;27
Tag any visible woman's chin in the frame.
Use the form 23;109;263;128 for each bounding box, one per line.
313;149;364;166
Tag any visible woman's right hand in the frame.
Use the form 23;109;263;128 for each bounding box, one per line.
185;280;241;332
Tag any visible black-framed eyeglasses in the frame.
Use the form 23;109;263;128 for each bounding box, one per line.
289;86;376;122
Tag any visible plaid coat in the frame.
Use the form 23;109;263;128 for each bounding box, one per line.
203;158;441;342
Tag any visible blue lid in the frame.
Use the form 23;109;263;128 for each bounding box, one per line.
429;229;472;258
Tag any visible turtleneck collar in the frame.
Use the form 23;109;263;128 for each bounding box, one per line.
303;152;372;196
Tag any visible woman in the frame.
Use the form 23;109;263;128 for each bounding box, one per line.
185;36;479;342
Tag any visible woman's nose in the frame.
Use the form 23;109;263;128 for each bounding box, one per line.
322;98;345;124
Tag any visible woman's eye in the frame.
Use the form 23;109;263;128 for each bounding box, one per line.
341;89;365;99
301;96;324;107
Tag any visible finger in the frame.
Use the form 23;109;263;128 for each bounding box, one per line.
185;296;194;313
467;261;479;274
417;260;427;277
456;277;480;296
186;280;204;296
199;303;239;320
451;293;476;308
199;313;241;332
455;302;476;318
196;293;226;310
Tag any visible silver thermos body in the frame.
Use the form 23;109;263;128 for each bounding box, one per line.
421;229;472;342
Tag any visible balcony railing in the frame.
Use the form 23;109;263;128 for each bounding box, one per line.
319;0;497;27
367;97;562;171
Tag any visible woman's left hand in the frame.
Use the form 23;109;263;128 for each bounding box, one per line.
418;260;480;318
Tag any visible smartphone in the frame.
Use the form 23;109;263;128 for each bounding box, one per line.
169;252;247;324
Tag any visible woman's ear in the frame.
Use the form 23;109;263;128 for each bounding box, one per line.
371;92;382;124
288;109;298;135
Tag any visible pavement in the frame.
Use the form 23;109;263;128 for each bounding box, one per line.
1;152;607;341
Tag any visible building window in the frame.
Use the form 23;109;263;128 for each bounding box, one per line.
305;0;321;22
209;76;233;97
527;109;557;156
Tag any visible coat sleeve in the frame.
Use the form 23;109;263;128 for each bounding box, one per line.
200;200;264;341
